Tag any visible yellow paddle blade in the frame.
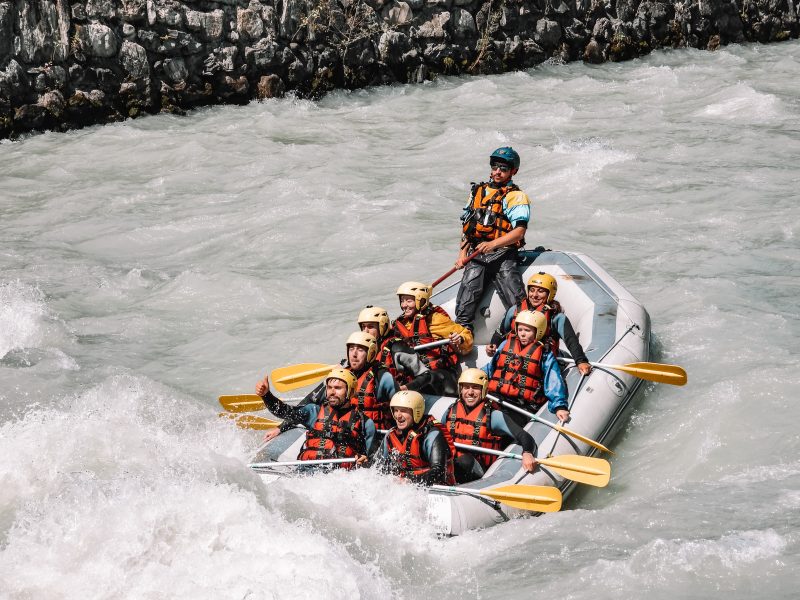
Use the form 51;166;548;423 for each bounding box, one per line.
537;455;611;487
218;413;281;430
552;423;614;455
271;363;336;392
218;394;266;413
608;362;687;386
480;484;562;512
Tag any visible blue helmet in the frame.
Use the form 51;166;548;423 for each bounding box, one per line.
490;147;520;170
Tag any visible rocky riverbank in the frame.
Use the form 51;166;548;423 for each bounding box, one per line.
1;0;798;139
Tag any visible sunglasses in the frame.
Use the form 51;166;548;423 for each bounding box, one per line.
490;163;512;172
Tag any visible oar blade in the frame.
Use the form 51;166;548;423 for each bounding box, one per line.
271;363;335;392
218;413;281;430
538;455;611;487
553;424;614;455
626;362;688;385
218;394;266;413
613;362;687;386
481;484;563;512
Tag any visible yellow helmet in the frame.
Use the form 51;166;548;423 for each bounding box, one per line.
515;310;547;342
389;390;426;424
458;368;489;399
346;331;378;363
325;367;358;398
527;271;557;303
396;281;431;311
357;305;390;338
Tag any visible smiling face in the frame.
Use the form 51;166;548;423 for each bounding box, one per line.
392;406;414;431
490;162;517;186
326;378;350;408
399;295;417;319
347;344;368;371
516;322;537;346
459;382;484;409
527;285;550;307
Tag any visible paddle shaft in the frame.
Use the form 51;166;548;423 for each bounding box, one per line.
430;250;481;288
454;442;610;486
454;442;523;461
559;358;687;385
489;395;613;455
249;457;356;468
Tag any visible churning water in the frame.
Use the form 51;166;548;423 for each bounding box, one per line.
1;40;798;599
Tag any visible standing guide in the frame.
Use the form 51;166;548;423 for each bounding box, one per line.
455;147;530;331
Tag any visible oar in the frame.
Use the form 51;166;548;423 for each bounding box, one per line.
219;394;266;413
560;358;687;386
249;457;356;469
219;413;281;430
430;484;562;512
454;443;610;487
431;250;481;288
490;395;613;454
272;363;338;392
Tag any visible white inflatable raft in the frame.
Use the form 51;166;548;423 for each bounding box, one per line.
250;249;650;536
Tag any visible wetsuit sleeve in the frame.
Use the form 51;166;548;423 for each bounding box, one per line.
541;351;569;413
262;391;318;428
363;418;377;456
552;313;589;365
490;411;537;455
482;340;505;376
413;430;448;486
491;305;516;346
429;311;474;354
390;340;429;378
377;370;399;402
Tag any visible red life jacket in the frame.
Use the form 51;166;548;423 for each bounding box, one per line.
462;182;523;247
487;333;546;406
510;299;562;356
385;415;456;484
298;404;366;469
446;400;505;470
391;306;459;371
352;365;393;430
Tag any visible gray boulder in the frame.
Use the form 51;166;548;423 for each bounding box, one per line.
120;40;150;79
86;22;119;58
535;18;562;47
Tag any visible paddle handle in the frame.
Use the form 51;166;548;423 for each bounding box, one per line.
249;457;356;468
412;339;453;351
430;250;481;288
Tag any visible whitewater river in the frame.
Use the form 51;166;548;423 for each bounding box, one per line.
2;40;798;598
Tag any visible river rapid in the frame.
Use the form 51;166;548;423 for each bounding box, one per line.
1;41;799;599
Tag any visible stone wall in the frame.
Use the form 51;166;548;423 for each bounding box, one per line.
1;0;798;138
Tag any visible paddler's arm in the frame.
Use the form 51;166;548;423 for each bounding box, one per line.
541;351;569;421
362;417;377;459
482;339;505;376
412;430;448;486
489;410;538;472
429;310;474;354
376;369;400;401
552;313;591;374
256;376;317;428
